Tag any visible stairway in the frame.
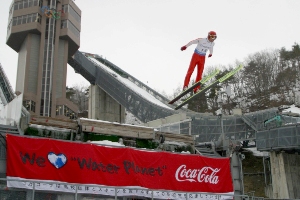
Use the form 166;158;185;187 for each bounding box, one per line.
195;143;221;157
241;115;258;131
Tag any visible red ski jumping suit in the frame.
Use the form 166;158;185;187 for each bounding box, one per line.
181;33;216;93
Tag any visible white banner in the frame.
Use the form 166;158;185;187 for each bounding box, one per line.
7;177;234;200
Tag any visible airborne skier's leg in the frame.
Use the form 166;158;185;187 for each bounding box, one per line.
183;53;199;90
194;56;206;93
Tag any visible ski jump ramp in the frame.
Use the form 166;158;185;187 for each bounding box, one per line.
68;50;186;123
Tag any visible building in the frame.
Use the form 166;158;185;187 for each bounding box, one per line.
6;0;80;119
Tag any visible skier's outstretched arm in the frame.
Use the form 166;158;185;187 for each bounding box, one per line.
180;38;202;51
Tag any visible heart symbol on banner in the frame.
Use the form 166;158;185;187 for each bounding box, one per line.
48;152;67;169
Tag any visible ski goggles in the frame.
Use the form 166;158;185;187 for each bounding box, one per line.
209;35;217;39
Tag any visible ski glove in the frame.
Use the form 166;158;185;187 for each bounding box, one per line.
208;54;212;57
181;46;187;51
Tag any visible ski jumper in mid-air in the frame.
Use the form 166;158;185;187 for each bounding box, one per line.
181;31;217;93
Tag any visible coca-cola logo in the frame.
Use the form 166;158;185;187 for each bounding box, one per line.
175;165;220;184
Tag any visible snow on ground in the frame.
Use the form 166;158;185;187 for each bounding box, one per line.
125;111;142;125
244;147;269;157
89;140;125;147
281;104;300;115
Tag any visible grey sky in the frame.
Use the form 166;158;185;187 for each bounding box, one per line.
0;0;299;95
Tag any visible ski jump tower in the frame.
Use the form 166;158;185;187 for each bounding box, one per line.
6;0;124;122
6;0;80;119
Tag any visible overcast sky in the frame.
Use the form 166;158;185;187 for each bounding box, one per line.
0;0;299;95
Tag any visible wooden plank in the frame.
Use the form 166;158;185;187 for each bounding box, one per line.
83;125;154;139
80;119;155;139
80;119;153;131
30;115;78;130
155;131;194;145
28;116;194;145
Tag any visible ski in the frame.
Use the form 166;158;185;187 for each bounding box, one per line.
168;69;220;104
175;65;243;110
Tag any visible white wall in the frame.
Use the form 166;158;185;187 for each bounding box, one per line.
0;93;23;126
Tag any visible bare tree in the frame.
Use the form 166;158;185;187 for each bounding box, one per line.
67;82;89;113
241;50;279;111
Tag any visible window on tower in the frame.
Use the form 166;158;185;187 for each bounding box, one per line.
11;13;42;27
13;0;43;11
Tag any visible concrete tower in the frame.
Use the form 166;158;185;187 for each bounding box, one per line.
6;0;80;119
